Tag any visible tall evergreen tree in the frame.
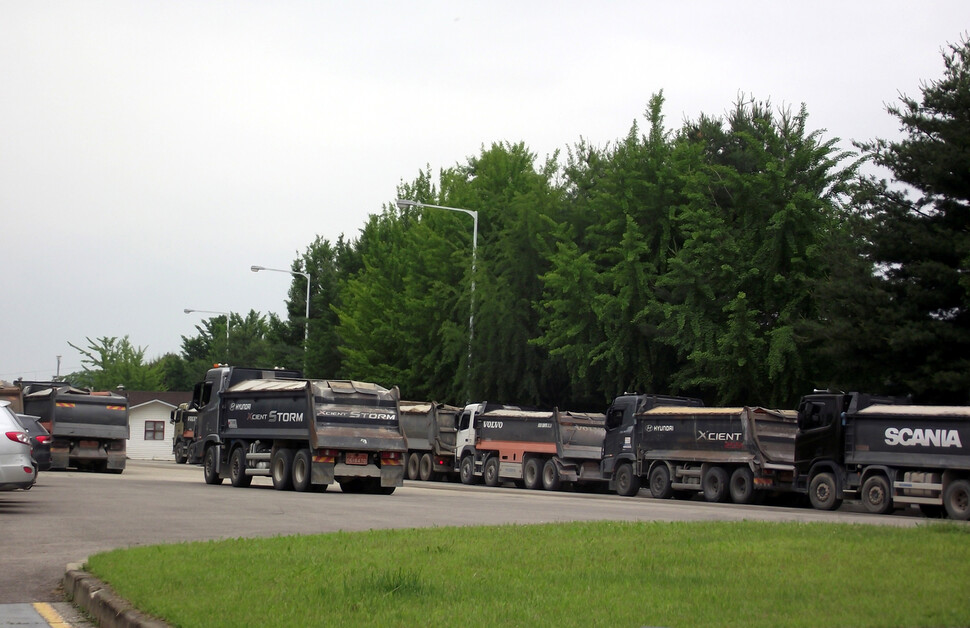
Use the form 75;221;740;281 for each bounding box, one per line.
845;37;970;402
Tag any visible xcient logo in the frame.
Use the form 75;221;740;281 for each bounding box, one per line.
697;431;742;442
884;427;963;448
251;410;304;423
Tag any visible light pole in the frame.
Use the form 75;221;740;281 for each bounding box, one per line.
184;308;231;359
396;198;478;395
251;265;311;351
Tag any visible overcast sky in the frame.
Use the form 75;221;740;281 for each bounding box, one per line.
1;1;967;382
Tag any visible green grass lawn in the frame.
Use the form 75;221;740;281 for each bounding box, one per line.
86;520;970;627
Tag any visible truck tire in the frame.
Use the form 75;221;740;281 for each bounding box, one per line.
542;459;562;491
292;449;312;492
459;456;477;485
523;458;543;490
483;457;501;487
861;475;893;514
230;447;252;488
648;464;672;499
419;453;434;481
702;466;729;503
808;472;842;511
406;453;420;480
729;467;755;504
272;449;295;491
203;447;223;485
615;462;641;497
944;479;970;521
175;443;188;464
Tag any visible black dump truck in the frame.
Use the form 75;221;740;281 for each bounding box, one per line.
454;403;608;490
617;406;798;503
400;401;461;481
15;382;129;473
189;366;407;494
795;391;970;519
170;402;198;464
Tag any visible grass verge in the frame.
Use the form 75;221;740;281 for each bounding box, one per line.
86;520;970;627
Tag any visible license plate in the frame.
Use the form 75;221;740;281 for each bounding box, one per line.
345;452;368;465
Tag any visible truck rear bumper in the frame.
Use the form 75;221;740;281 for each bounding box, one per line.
312;461;405;487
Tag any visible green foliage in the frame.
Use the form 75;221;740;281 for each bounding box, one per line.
67;336;165;391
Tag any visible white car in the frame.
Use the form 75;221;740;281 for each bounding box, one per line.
1;401;36;491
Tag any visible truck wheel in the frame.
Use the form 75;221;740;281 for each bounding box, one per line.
272;449;295;491
729;467;755;504
483;457;501;487
230;447;252;488
419;454;434;481
648;465;672;499
809;472;842;511
459;456;477;485
702;466;729;503
861;475;893;514
542;459;562;491
944;479;970;520
175;443;188;464
406;453;420;480
615;463;640;497
292;449;312;492
203;447;223;485
523;458;543;490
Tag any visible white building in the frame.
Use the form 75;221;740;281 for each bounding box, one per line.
125;391;192;461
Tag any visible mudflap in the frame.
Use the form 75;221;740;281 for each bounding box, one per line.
106;453;126;472
312;461;335;486
50;448;70;470
381;464;405;487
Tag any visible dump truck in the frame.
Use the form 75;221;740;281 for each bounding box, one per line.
192;371;406;494
795;391;970;519
453;403;609;490
16;381;129;473
170;402;198;464
613;406;798;503
400;401;461;481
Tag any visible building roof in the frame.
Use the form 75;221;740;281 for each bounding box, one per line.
125;390;192;410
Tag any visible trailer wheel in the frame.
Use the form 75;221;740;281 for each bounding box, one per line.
203;447;223;485
729;467;755;504
292;449;312;492
702;466;729;503
523;458;543;490
229;447;252;488
271;448;294;491
542;459;562;491
861;475;893;514
406;453;420;480
460;456;477;485
483;457;501;487
648;464;672;499
944;479;970;521
419;454;434;481
808;472;842;511
613;462;640;497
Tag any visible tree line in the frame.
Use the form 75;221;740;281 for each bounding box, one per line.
69;38;970;409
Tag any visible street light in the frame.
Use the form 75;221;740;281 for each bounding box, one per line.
396;198;478;394
184;308;231;357
250;265;311;350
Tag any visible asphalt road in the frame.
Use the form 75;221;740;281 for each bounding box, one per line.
0;460;929;605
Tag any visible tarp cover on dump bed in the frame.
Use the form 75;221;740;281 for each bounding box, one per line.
21;383;129;440
313;380;406;453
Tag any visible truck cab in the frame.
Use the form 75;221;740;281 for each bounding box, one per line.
602;393;703;477
186;366;302;463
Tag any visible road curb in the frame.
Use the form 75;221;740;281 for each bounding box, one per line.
63;563;169;628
